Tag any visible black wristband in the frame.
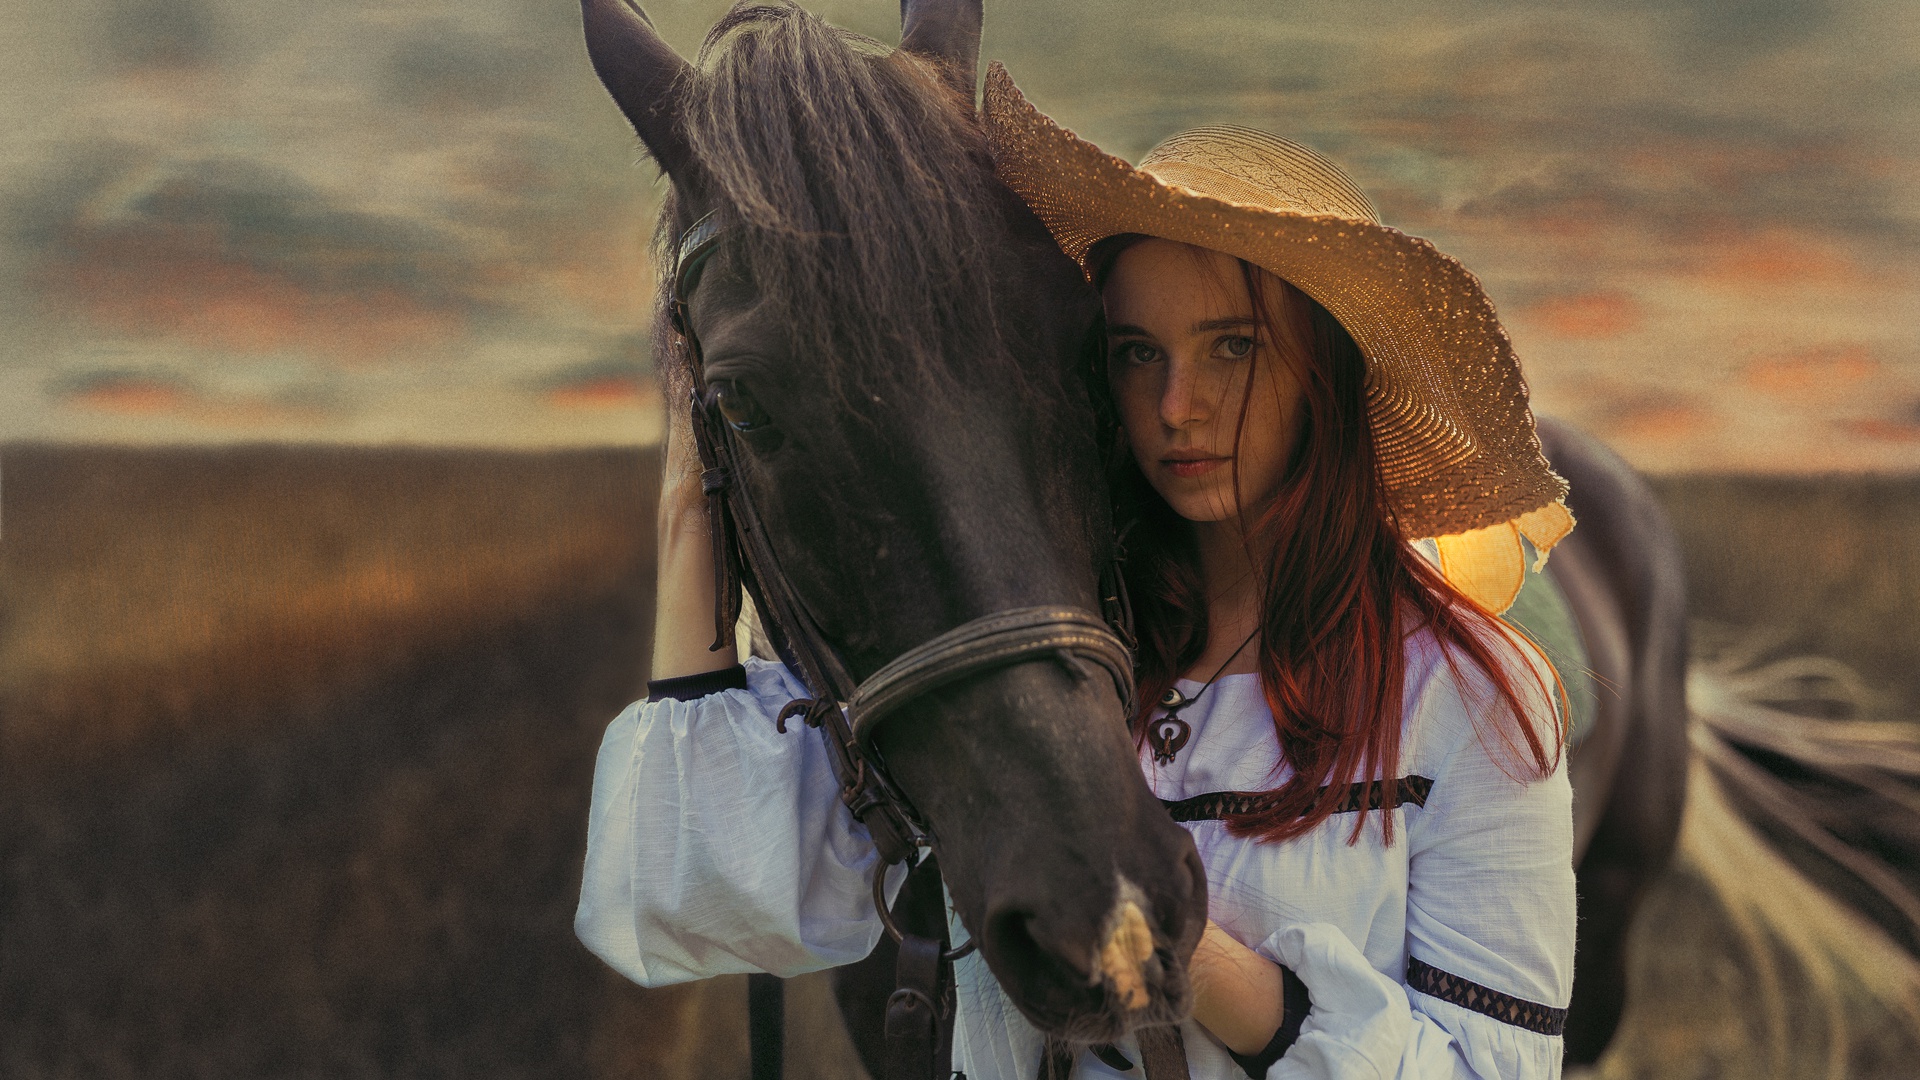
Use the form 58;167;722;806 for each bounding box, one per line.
647;664;749;702
1228;964;1311;1080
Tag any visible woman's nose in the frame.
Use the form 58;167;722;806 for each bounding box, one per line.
1158;356;1209;429
1152;357;1228;432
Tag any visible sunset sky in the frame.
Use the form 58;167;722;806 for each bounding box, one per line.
3;0;1916;472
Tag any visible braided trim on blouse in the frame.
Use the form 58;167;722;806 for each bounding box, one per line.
1406;956;1567;1036
1159;775;1434;823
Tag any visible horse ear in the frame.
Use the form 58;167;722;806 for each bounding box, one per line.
899;0;982;102
581;0;696;182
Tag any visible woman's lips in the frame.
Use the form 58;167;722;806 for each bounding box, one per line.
1163;456;1228;478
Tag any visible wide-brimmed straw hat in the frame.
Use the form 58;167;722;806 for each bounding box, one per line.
981;62;1573;614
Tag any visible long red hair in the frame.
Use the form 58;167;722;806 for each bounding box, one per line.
1093;237;1564;845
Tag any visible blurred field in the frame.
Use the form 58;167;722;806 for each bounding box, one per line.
2;444;1917;1077
0;444;858;1079
1649;475;1920;715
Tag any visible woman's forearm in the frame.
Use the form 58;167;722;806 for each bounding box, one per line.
1190;920;1286;1055
650;412;739;680
652;508;739;678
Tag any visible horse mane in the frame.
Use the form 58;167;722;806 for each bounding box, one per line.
658;1;1006;398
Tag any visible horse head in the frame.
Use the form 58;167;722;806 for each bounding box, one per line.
581;0;1207;1041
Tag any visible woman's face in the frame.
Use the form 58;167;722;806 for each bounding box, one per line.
1103;239;1308;524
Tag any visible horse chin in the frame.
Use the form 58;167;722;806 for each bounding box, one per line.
1075;965;1192;1046
995;942;1193;1044
968;866;1199;1042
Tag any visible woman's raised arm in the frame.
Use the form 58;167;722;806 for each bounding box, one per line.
651;399;740;679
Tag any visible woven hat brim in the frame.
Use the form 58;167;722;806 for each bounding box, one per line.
982;62;1568;542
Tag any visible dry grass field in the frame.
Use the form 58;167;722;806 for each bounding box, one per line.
1649;474;1920;715
2;444;1917;1078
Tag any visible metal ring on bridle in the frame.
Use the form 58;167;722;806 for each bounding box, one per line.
848;606;1135;750
874;859;978;961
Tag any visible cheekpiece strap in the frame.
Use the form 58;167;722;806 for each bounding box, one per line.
674;211;724;301
688;386;743;651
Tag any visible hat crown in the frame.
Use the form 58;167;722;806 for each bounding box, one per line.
1139;126;1379;224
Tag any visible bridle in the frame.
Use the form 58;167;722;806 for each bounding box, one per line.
666;210;1138;957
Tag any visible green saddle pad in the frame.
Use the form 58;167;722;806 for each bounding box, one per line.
1499;564;1598;749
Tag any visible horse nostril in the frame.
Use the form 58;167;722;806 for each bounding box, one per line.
985;906;1035;959
982;907;1044;990
984;903;1095;998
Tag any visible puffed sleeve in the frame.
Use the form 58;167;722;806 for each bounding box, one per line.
1261;638;1575;1079
575;657;907;986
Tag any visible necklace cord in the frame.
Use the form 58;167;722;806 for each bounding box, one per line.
1149;626;1261;765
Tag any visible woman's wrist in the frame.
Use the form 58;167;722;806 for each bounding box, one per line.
1189;920;1288;1057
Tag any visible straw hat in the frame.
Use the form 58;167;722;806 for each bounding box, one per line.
980;62;1573;614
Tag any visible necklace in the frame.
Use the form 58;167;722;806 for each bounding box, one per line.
1147;627;1260;765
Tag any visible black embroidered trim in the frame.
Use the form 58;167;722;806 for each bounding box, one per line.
1405;956;1567;1037
647;665;749;702
1160;775;1434;823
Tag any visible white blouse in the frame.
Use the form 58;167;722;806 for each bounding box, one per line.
576;625;1574;1079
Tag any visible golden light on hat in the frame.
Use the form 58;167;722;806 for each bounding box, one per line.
981;62;1574;614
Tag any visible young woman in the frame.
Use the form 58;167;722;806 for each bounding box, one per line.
578;63;1579;1080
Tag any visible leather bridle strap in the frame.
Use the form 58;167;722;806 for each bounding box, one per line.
850;606;1133;749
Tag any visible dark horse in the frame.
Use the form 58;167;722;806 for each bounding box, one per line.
579;0;1691;1067
581;0;1208;1043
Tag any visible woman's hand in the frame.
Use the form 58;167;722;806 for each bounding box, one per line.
651;392;740;678
1189;919;1287;1056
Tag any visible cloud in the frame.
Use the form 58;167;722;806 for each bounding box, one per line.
105;0;225;70
1743;344;1880;399
59;373;191;415
31;159;485;361
1517;291;1642;339
535;336;658;411
1687;227;1867;288
380;27;552;111
53;370;336;429
1650;0;1835;57
1598;396;1717;443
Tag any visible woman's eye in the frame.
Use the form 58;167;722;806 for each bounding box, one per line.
710;380;772;432
1217;335;1256;360
1112;341;1157;366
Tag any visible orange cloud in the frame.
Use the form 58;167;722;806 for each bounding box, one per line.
545;376;659;411
49;249;466;364
60;373;331;429
1603;399;1713;442
1692;228;1861;287
67;376;192;414
1844;415;1920;444
1743;344;1880;399
1522;291;1641;339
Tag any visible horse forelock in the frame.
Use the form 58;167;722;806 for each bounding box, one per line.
669;1;1016;400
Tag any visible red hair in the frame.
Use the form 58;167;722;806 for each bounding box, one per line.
1093;238;1564;845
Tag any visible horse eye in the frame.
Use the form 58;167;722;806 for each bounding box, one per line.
711;380;772;432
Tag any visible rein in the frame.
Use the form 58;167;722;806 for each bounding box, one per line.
667;210;1141;1079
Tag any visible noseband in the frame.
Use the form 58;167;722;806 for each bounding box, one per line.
668;213;1137;947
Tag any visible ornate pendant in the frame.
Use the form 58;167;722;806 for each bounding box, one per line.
1149;686;1193;765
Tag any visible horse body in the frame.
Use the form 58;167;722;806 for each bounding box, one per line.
1536;419;1692;1063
